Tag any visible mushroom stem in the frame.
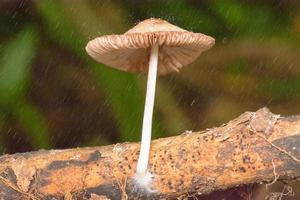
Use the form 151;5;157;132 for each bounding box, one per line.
136;44;159;179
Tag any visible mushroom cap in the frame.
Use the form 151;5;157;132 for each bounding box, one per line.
86;18;215;75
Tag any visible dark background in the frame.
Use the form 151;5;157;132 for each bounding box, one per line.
0;0;299;199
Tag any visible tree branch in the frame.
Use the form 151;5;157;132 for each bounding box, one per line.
0;107;300;199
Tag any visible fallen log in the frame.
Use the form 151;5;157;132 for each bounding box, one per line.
0;107;300;199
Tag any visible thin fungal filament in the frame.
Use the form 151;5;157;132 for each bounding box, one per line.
135;44;159;187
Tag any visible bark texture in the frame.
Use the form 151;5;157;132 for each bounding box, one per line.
0;107;300;200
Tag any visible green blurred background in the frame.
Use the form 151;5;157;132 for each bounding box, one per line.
0;0;299;154
0;0;300;199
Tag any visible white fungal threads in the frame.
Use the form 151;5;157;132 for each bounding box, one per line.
135;44;159;190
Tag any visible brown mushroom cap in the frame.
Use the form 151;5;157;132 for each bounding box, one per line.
86;18;215;75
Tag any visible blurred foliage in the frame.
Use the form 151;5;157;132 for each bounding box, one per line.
0;1;299;198
0;0;299;154
35;0;164;142
0;26;50;149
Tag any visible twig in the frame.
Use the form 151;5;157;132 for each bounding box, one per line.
266;159;280;188
253;131;300;164
0;176;36;200
117;177;128;200
0;108;299;199
265;184;294;200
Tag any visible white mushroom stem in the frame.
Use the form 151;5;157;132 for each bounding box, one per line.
136;44;159;182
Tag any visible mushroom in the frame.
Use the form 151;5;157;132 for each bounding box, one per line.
85;18;215;189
